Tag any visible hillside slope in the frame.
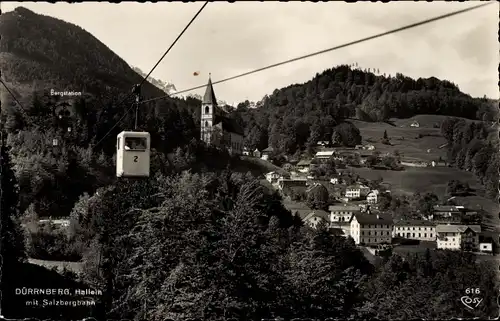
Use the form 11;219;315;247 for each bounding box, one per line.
0;7;162;98
233;65;496;155
0;7;204;152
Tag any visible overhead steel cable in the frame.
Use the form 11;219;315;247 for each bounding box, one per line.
0;78;31;123
91;1;209;150
93;1;493;148
141;1;493;104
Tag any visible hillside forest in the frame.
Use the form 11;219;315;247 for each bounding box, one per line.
0;6;498;321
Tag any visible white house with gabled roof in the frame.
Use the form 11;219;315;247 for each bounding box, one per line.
366;190;380;204
436;224;481;251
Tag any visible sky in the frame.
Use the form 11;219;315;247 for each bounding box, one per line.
2;2;499;104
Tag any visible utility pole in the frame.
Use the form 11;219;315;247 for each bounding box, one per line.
132;84;141;130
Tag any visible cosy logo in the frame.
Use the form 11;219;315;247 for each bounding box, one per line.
461;287;483;310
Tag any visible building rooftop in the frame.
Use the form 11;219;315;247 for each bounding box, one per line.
329;204;361;212
352;212;393;225
436;224;481;233
303;210;330;222
202;76;217;105
433;205;465;212
394;220;436;227
315;151;335;157
346;184;369;190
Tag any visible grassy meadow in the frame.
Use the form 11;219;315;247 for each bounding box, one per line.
351;115;451;162
350;115;499;234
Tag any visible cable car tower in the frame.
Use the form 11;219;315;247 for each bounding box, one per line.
116;84;151;178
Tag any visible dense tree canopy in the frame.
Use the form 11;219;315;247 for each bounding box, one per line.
0;131;27;314
233;65;494;155
58;170;497;321
440;117;498;199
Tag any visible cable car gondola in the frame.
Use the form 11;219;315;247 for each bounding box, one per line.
116;131;150;178
116;84;150;178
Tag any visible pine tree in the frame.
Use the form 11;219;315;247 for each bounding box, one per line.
383;130;388;140
0;132;26;265
0;131;26;316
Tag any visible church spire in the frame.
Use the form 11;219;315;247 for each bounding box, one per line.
202;73;217;106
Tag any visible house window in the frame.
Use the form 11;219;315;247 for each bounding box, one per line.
412;233;415;237
205;106;210;114
418;233;421;237
205;121;209;127
361;231;364;235
424;233;427;237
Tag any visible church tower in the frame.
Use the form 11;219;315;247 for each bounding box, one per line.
200;74;217;144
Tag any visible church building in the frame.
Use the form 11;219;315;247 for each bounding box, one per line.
200;75;244;155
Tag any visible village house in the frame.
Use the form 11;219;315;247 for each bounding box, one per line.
253;148;261;158
436;224;481;251
314;150;335;160
479;242;493;254
302;210;330;229
330;177;340;184
393;220;436;241
265;171;289;185
297;159;311;173
349;212;394;245
282;201;329;229
429;205;464;222
366;190;379;204
316;141;330;147
242;147;251;156
333;152;347;161
261;147;274;160
355;144;375;151
329;204;361;222
39;217;70;228
410;121;420;128
345;184;370;199
430;205;479;224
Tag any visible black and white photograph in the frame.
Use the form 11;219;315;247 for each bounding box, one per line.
0;1;498;320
